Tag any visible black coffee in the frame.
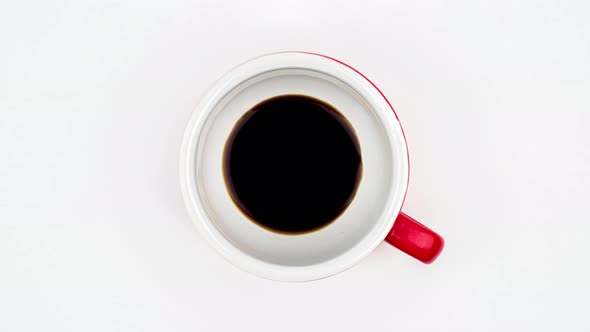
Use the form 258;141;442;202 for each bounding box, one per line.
223;95;362;234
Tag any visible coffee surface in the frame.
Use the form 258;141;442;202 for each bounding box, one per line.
223;95;362;234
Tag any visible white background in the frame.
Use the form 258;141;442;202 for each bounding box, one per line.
1;0;589;331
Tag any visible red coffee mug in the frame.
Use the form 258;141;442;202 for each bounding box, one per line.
180;52;444;281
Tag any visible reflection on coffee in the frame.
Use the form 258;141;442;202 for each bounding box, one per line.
223;95;362;234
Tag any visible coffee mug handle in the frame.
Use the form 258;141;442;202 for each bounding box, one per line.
385;212;444;264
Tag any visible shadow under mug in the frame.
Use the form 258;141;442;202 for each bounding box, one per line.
180;52;444;281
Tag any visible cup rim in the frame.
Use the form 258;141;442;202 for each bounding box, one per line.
179;52;409;281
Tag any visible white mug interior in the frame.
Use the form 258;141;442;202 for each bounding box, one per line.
180;53;409;281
